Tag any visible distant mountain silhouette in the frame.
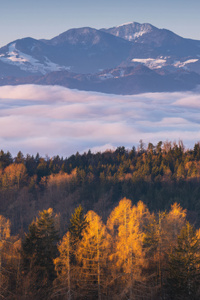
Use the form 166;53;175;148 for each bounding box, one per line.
0;22;200;94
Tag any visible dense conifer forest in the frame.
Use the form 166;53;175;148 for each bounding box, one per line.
1;140;200;298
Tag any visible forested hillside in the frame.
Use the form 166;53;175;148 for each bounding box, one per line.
1;140;200;298
1;140;200;234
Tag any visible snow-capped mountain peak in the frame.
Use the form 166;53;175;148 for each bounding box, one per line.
101;22;155;42
0;21;200;94
116;22;135;28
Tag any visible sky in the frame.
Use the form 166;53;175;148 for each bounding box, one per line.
0;0;200;47
0;84;200;157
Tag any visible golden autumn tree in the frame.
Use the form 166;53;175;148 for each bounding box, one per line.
54;231;73;300
164;202;186;251
107;197;133;298
0;215;11;296
2;163;27;189
107;199;150;299
0;215;21;298
75;210;110;300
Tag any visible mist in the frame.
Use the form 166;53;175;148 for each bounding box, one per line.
0;84;200;157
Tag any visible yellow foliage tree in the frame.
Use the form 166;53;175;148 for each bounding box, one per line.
107;199;150;299
76;210;110;300
164;202;186;252
0;215;21;298
0;215;11;288
2;163;27;189
54;231;72;300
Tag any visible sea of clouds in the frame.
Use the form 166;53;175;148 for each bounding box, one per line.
0;84;200;157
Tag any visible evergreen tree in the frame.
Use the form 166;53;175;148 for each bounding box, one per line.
22;208;59;299
69;205;88;244
166;222;200;299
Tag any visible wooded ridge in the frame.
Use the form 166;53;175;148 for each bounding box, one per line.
1;140;200;298
1;140;200;234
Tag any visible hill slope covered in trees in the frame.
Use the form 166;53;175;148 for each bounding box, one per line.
1;200;200;299
1;140;200;234
0;141;200;233
1;140;200;298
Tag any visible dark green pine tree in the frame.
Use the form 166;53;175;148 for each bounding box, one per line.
166;222;200;300
22;208;59;299
69;205;88;244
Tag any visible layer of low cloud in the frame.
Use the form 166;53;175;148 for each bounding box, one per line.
0;84;200;157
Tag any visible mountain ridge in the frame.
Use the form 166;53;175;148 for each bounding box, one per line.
0;21;200;94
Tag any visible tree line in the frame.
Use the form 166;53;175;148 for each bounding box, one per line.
1;140;200;235
1;200;200;299
1;140;200;189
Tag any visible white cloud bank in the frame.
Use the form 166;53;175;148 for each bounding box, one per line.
0;84;200;157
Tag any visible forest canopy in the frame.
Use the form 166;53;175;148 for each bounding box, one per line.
0;140;200;234
1;200;200;299
1;140;200;298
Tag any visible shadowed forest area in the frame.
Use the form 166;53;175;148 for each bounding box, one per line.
1;140;200;298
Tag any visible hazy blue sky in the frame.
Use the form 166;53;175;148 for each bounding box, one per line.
0;0;200;47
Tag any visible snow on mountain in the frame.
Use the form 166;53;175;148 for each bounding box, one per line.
131;56;200;71
0;43;70;75
40;28;133;74
174;59;199;69
101;22;154;42
0;22;200;94
132;56;199;70
132;58;167;69
116;22;134;28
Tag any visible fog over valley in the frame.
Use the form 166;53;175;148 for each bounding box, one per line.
0;84;200;156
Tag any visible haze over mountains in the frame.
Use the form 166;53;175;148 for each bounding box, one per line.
1;22;200;94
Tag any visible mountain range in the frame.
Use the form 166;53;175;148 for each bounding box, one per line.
1;22;200;94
